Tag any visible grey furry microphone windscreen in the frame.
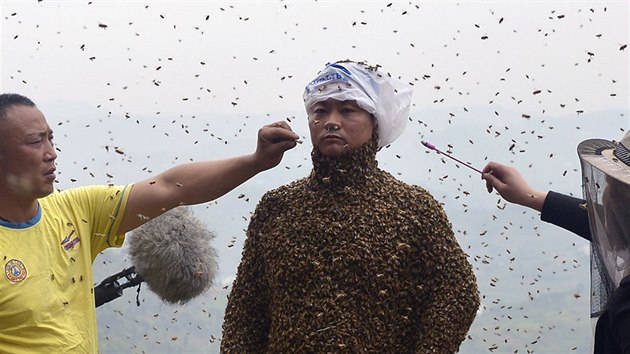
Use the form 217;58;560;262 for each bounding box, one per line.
127;206;218;304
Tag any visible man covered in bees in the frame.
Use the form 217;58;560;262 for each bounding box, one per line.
221;60;480;353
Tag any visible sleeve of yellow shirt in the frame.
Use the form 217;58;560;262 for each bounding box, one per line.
52;184;132;260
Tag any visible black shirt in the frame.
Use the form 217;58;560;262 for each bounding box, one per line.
540;190;629;353
540;190;592;241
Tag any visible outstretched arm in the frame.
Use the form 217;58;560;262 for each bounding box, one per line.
118;121;299;233
481;161;547;212
481;161;592;240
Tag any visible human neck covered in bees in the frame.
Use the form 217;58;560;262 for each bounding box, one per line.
309;132;379;190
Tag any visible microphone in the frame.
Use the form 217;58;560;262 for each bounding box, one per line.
127;206;218;304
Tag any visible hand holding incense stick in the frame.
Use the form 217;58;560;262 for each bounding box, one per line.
421;141;483;174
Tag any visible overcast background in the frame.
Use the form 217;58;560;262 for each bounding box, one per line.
2;1;628;353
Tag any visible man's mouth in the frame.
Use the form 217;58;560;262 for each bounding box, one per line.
323;134;343;141
44;167;56;179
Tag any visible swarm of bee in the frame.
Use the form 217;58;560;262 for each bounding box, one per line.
221;134;480;353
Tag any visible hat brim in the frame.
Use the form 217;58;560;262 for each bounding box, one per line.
578;138;630;185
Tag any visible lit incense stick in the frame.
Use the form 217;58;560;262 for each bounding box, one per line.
421;141;483;174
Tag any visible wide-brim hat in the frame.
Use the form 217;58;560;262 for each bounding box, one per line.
578;131;630;317
577;131;630;185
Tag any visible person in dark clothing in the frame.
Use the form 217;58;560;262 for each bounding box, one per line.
481;162;592;239
481;131;630;354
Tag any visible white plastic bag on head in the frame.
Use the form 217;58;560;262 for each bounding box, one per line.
303;61;413;148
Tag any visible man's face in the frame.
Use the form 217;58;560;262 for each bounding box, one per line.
0;105;57;199
307;99;375;157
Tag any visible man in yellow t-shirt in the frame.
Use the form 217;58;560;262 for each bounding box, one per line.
0;93;299;353
1;186;130;352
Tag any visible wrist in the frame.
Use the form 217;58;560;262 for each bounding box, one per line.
521;189;547;212
247;151;278;175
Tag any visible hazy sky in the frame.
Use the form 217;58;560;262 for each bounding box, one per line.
2;1;628;353
4;1;627;116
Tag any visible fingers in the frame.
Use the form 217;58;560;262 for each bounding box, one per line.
481;161;501;193
481;162;513;183
485;180;494;193
252;122;299;172
481;161;507;176
260;121;300;144
269;121;291;129
481;161;496;174
482;171;500;193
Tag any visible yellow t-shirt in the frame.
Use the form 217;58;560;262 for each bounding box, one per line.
0;184;131;353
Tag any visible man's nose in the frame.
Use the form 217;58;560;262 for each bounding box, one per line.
323;110;342;130
44;140;57;161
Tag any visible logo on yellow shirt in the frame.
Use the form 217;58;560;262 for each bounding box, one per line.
61;230;81;251
4;259;27;283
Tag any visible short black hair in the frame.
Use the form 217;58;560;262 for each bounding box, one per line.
0;93;36;121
